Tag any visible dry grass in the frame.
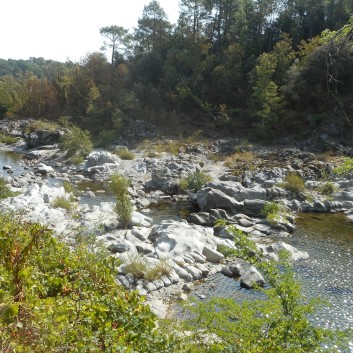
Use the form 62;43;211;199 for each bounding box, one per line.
124;256;171;281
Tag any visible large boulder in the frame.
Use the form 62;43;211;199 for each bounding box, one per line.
258;241;309;261
149;221;214;259
26;129;62;148
242;199;267;216
197;187;243;213
240;266;265;289
85;151;120;168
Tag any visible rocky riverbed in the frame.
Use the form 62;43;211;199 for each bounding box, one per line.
1;119;353;319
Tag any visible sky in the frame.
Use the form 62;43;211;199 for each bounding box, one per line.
0;0;180;63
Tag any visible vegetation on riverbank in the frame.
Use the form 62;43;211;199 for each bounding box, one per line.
1;4;353;141
0;213;178;352
1;214;350;352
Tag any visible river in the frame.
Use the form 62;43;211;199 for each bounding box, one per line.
1;149;353;349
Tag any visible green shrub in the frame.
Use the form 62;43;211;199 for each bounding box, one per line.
281;171;305;194
333;157;353;176
114;148;136;160
318;181;338;196
0;177;17;198
96;129;116;147
52;196;75;212
59;125;93;158
109;174;133;228
0;132;17;144
0;213;177;352
179;171;212;192
62;180;73;193
216;221;262;263
69;155;85;165
24;119;60;133
261;202;287;225
181;251;350;352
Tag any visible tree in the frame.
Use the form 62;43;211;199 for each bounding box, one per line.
134;0;172;54
100;25;129;65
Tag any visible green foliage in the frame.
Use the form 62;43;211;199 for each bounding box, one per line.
252;52;283;127
95;130;116;147
52;196;76;212
318;181;339;196
333;157;353;176
25;119;60;133
261;202;288;225
62;180;73;193
59;125;93;158
114;148;136;160
0;213;178;352
216;221;261;263
281;172;305;194
0;132;17;144
109;174;133;228
0;177;17;198
179;171;212;192
181;252;350;352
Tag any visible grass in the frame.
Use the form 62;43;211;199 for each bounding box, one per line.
24;119;60;133
0;132;17;145
69;155;85;165
124;256;171;281
179;171;212;192
138;131;210;156
318;181;339;196
224;151;255;168
333;157;353;176
280;172;305;194
114;148;136;160
62;180;74;193
52;196;76;212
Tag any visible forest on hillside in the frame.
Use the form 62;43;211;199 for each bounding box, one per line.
1;0;353;138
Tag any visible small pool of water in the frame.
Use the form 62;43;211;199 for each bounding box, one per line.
0;149;26;177
146;199;199;224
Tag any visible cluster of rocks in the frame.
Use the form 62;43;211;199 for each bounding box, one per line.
2;127;353;311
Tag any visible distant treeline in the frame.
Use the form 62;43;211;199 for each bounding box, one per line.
1;0;353;137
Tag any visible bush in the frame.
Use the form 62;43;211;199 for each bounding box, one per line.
109;174;133;228
0;132;17;144
0;213;177;352
62;180;73;193
114;148;136;160
52;196;75;212
96;130;116;147
181;251;351;352
216;221;262;263
124;256;171;282
59;125;93;158
179;171;212;192
24;119;60;133
281;172;305;194
0;177;17;198
318;181;338;196
333;157;353;176
261;202;287;225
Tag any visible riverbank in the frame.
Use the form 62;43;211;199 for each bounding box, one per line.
1;120;353;321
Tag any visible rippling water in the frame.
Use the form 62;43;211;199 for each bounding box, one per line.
190;212;353;350
286;213;353;332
